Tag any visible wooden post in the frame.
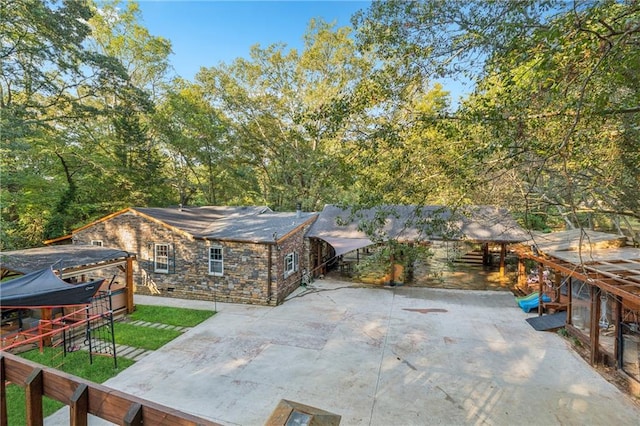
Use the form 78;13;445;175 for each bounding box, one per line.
126;256;134;314
553;273;561;303
40;308;52;347
1;356;7;426
25;368;44;426
590;286;600;365
615;297;623;368
124;402;143;426
70;383;89;426
517;257;526;289
537;263;544;316
482;243;489;265
499;243;507;277
567;277;573;326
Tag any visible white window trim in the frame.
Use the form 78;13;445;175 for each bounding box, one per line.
284;252;299;278
154;243;170;273
209;246;224;276
91;240;103;246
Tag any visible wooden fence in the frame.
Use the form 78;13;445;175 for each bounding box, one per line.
0;352;219;426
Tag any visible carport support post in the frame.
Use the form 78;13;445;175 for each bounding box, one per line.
499;243;507;277
482;243;489;265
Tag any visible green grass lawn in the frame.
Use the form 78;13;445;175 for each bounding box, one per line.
6;348;134;425
113;321;182;350
128;304;215;327
5;304;215;424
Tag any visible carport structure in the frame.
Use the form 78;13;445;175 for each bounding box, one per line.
306;204;529;279
515;229;640;395
1;245;136;314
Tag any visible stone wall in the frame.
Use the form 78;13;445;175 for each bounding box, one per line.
73;210;313;305
270;222;313;304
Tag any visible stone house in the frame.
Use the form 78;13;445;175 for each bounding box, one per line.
71;206;317;306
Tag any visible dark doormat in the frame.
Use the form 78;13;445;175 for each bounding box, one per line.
526;312;567;331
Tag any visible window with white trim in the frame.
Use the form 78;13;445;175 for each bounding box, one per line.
284;252;299;278
209;246;224;276
154;243;170;273
91;240;103;246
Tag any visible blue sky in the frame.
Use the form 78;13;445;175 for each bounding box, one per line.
137;1;370;80
135;1;470;106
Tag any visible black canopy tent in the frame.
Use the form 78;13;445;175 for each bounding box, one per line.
1;245;136;314
0;267;104;308
1;267;117;367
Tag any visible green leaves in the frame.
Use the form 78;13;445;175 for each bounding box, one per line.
195;20;373;211
354;0;640;231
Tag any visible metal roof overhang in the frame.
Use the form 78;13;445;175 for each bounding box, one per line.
313;236;374;257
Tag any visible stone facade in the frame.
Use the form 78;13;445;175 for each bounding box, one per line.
73;210;314;305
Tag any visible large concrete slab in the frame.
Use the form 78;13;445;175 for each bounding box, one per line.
46;280;640;425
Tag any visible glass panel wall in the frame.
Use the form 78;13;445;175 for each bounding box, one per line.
620;303;640;381
571;280;591;334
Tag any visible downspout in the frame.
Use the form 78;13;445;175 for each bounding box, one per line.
267;244;273;304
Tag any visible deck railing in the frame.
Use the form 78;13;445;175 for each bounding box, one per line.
1;352;219;426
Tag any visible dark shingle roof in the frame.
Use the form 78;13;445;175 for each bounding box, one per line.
306;204;529;244
133;206;315;243
134;206;272;235
199;212;317;243
458;205;531;243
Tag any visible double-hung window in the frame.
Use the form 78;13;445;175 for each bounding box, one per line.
154;243;170;273
284;252;299;278
91;240;103;246
209;246;224;276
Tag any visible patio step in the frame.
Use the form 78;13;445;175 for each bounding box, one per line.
453;251;485;265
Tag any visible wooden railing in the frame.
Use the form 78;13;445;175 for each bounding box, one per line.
1;352;220;426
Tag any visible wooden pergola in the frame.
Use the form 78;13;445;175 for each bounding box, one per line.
1;245;136;314
514;230;640;394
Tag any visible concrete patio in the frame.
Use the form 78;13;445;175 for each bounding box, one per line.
46;279;640;425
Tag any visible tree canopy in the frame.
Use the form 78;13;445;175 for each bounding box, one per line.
2;0;638;249
354;0;640;232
